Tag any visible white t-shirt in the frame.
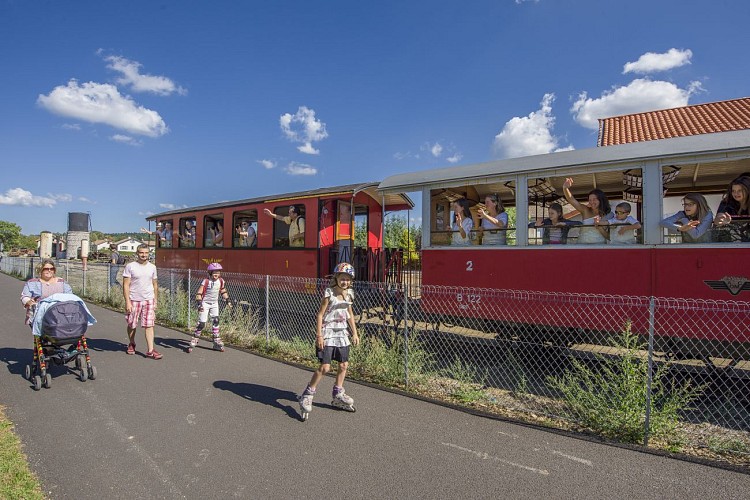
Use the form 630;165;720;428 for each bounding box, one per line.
451;217;474;246
609;215;639;245
123;261;158;301
322;287;354;347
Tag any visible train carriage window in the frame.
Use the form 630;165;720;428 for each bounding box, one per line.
661;164;749;244
429;185;515;247
178;217;196;248
532;172;644;246
204;214;225;247
233;210;258;248
271;205;305;248
156;219;173;248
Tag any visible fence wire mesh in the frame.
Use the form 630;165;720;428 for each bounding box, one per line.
4;256;750;455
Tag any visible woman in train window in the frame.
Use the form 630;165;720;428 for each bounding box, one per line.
713;175;750;242
477;194;508;245
451;198;474;246
660;192;714;243
562;178;611;244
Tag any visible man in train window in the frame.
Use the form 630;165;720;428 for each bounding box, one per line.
264;205;305;247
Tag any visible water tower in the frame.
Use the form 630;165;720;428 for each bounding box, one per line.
66;212;90;262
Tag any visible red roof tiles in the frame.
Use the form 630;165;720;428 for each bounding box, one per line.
597;97;750;146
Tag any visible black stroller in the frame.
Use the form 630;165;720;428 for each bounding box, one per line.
25;293;98;390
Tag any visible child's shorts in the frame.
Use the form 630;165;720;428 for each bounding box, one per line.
317;345;350;364
126;299;155;328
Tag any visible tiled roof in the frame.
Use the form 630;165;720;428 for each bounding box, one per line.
597;97;750;146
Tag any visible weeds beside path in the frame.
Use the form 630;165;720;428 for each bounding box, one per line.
0;405;44;500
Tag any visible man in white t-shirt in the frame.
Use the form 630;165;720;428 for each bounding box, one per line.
123;244;162;359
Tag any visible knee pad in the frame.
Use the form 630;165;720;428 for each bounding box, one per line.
212;316;220;328
195;322;206;333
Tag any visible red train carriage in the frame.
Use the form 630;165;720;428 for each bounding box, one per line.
145;183;413;281
378;130;750;360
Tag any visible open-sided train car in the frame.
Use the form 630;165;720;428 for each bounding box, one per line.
378;130;750;359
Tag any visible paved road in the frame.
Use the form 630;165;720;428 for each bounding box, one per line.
1;272;748;499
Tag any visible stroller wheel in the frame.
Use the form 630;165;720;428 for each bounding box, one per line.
43;373;52;389
32;375;42;391
88;366;97;380
79;367;88;382
25;365;32;380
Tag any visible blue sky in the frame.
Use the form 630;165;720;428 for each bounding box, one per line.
2;0;749;235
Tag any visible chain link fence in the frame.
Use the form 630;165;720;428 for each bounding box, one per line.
4;256;750;457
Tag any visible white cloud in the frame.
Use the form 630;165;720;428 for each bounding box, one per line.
284;162;318;176
493;93;571;159
103;54;187;96
0;188;70;207
446;153;463;164
61;123;81;131
430;142;443;157
257;159;277;169
393;151;420;160
38;79;169;137
110;134;142;146
280;106;328;155
159;203;188;210
515;0;539;3
571;78;703;130
138;210;156;216
78;197;95;203
623;48;692;75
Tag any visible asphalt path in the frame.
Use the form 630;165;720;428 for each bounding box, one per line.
1;272;749;499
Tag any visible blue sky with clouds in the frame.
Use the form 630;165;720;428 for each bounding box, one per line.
2;0;749;234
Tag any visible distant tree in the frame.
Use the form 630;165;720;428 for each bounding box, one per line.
0;221;23;249
17;234;38;249
90;230;105;241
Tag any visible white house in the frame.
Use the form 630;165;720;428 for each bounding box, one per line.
93;239;111;252
115;238;144;253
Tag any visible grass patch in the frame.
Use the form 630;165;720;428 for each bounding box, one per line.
0;406;44;500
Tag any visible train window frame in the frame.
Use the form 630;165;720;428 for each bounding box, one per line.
156;219;174;248
203;214;225;248
178;217;196;248
233;209;258;248
272;205;306;249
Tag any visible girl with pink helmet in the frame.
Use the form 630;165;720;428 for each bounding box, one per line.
188;262;232;352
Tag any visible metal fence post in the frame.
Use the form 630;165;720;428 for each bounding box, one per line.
106;262;111;297
82;265;87;297
187;269;192;329
644;296;655;446
265;275;270;342
403;283;410;386
170;269;175;323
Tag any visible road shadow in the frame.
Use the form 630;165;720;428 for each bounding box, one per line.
213;380;301;420
0;346;30;375
156;337;190;352
87;337;127;353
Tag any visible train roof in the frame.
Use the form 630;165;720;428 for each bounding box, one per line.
378;129;750;194
147;182;414;219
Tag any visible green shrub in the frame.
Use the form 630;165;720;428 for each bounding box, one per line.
547;322;704;443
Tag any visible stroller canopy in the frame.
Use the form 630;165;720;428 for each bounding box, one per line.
31;293;96;338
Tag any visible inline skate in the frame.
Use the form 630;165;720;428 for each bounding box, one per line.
212;334;225;352
298;392;314;421
186;333;200;353
331;387;356;412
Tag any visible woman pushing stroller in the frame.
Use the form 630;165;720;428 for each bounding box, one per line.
21;259;72;323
